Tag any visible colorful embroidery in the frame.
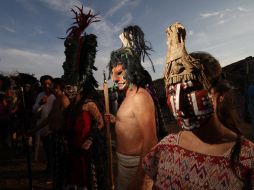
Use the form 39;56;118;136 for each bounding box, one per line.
143;133;254;189
82;101;103;129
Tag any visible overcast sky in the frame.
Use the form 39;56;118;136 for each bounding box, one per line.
0;0;253;88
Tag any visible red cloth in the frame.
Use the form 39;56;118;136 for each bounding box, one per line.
66;110;92;187
72;111;91;148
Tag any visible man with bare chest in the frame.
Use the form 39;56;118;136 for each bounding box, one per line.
108;25;157;190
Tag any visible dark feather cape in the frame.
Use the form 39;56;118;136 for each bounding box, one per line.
60;5;109;190
61;6;100;90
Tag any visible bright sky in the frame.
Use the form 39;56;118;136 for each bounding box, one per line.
0;0;253;88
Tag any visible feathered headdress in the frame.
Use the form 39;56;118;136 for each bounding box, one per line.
62;5;100;91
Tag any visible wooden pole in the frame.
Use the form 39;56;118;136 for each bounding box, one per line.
103;71;115;190
20;87;33;190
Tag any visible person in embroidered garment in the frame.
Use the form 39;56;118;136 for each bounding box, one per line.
107;25;158;190
142;22;254;189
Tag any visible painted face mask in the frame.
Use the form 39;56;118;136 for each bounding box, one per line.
64;85;78;100
112;64;128;91
167;81;214;130
164;22;213;130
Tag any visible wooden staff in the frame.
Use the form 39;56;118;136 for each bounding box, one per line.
20;87;33;190
103;71;115;190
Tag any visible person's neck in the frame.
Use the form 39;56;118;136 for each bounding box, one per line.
191;116;236;144
125;85;138;97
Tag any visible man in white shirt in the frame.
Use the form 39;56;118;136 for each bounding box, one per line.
32;75;55;181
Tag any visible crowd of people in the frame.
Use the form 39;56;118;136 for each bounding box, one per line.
0;73;109;190
1;6;254;190
0;73;38;149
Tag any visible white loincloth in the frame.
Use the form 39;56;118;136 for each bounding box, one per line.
116;152;153;190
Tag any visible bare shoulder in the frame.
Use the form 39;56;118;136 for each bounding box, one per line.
132;88;154;112
82;101;97;111
133;88;153;103
61;95;70;108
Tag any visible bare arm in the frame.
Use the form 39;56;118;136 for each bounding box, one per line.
61;94;70;109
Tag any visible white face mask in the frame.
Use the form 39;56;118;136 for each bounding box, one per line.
112;65;129;91
64;85;78;100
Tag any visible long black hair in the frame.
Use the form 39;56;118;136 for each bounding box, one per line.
108;25;154;89
108;47;152;89
123;25;154;71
